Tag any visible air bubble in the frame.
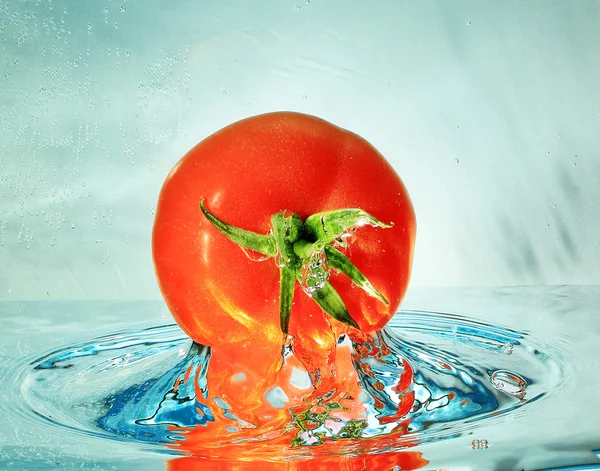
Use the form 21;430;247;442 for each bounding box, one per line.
295;4;301;11
490;370;527;399
453;158;460;165
119;5;126;12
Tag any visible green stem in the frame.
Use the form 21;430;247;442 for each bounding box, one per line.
325;245;388;305
279;265;298;333
199;198;392;334
311;282;359;329
200;200;277;256
304;208;392;244
293;239;325;259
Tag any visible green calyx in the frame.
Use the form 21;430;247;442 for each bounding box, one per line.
199;199;391;334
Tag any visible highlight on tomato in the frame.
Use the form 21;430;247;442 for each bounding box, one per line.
152;111;417;442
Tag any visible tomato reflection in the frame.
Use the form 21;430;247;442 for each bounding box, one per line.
166;449;428;471
161;332;423;471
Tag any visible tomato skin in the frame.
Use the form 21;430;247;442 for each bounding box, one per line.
152;112;416;354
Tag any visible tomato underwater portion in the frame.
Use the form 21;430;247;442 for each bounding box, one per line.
153;112;415;358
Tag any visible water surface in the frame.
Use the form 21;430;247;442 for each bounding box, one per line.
1;286;599;470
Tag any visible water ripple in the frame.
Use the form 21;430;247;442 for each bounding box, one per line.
11;310;569;459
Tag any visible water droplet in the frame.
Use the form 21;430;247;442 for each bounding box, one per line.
299;249;330;294
240;247;269;262
500;342;513;355
490;370;527;399
332;227;357;249
453;158;460;165
472;438;488;449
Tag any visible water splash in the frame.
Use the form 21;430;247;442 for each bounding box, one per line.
21;311;566;458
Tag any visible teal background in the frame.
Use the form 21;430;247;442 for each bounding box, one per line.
1;1;600;299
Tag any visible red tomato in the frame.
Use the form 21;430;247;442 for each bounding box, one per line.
152;112;415;364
